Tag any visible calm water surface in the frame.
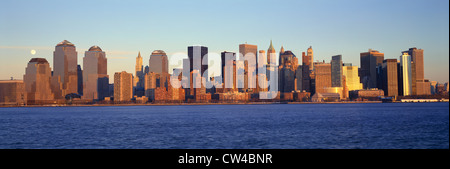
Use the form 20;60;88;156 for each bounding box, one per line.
0;103;448;149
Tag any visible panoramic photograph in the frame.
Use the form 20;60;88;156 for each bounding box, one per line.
0;0;448;167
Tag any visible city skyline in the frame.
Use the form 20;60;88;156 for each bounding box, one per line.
0;0;449;83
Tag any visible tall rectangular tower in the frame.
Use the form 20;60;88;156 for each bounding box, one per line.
399;53;412;96
114;71;133;102
360;49;384;89
53;40;78;97
382;59;398;97
331;55;343;87
188;46;208;80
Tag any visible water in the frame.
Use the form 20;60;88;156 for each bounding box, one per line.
0;103;448;149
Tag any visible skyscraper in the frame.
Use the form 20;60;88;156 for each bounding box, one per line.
302;46;313;92
314;62;332;94
53;40;78;97
360;49;384;89
0;80;27;105
82;46;109;101
134;52;144;88
114;71;133;102
23;58;55;103
266;41;277;90
403;47;429;95
381;59;398;97
295;65;302;91
77;65;83;95
399;52;412;96
267;40;276;65
342;65;363;92
239;44;258;92
221;51;236;91
188;46;208;81
149;50;169;74
331;55;343;87
278;50;298;93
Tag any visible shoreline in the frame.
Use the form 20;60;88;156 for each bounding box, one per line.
1;100;447;108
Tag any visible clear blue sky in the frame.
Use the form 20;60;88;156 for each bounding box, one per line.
1;0;448;83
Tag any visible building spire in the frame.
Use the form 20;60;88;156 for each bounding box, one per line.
138;51;141;58
268;40;275;52
280;45;285;54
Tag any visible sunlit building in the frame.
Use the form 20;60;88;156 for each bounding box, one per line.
331;55;343;87
114;71;133;102
23;58;55;103
403;47;429;95
314;62;332;94
149;50;169;74
239;43;258;92
302;46;313;92
52;40;78;98
381;59;398;97
342;65;363;91
82;46;109;101
399;52;412;96
360;49;384;89
0;80;27;105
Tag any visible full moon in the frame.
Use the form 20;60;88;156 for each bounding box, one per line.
30;50;36;55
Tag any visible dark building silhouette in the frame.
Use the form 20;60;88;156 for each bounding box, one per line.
360;49;384;89
77;65;83;95
188;46;208;80
381;59;398;96
331;55;343;87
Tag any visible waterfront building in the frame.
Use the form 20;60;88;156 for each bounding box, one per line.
0;80;27;105
278;50;298;94
381;59;398;97
302;46;313;93
403;48;429;95
134;52;144;88
188;46;208;82
331;55;343;87
77;65;83;95
149;50;169;74
360;49;384;89
295;65;302;91
324;87;344;99
52;40;78;98
221;51;236;91
239;43;258;92
267;40;276;66
23;58;55;103
313;62;332;94
82;46;109;101
342;65;363;91
114;71;133;102
349;89;384;101
399;52;412;96
430;81;438;95
311;92;340;102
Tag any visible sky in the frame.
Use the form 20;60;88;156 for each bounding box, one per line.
0;0;449;83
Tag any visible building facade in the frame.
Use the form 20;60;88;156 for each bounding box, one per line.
399;52;412;96
0;80;27;105
53;40;78;98
314;62;332;94
114;71;133;102
149;50;169;74
23;58;55;103
343;65;363;92
82;46;109;101
360;49;384;89
381;59;398;97
331;55;343;87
